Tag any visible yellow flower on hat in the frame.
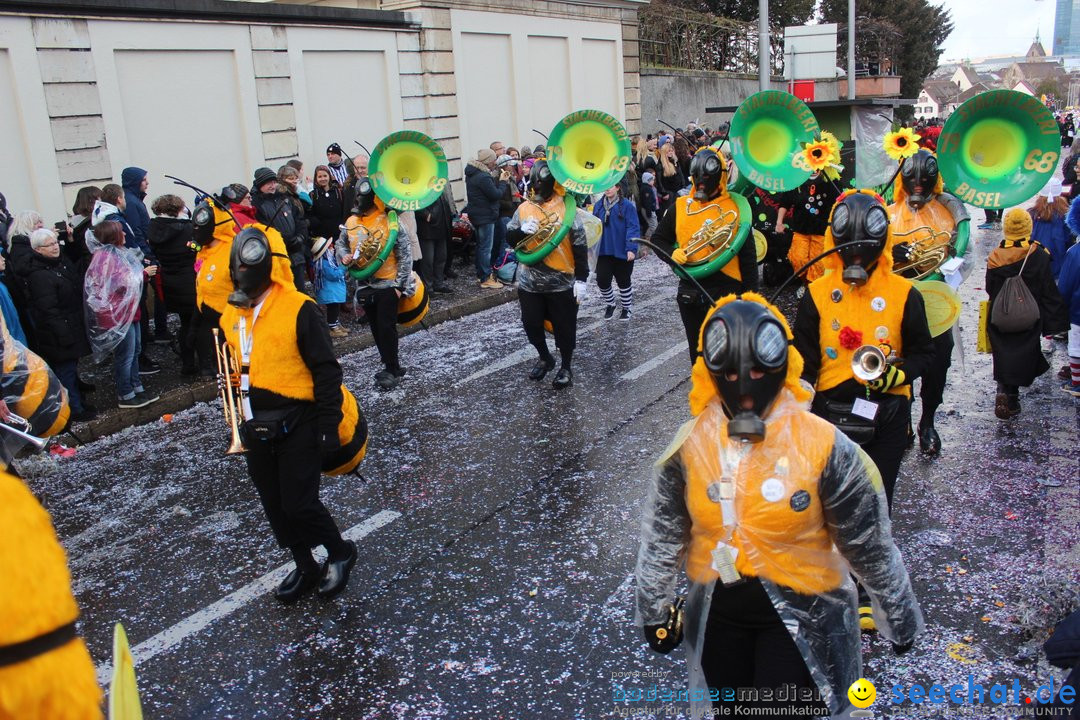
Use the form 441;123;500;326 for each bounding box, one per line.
884;127;922;161
802;140;833;172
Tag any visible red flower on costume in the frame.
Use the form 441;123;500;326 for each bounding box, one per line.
838;327;863;351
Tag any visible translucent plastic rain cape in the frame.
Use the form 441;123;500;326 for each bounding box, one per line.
84;243;143;363
634;293;923;719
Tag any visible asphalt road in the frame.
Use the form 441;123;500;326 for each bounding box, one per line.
22;242;1078;719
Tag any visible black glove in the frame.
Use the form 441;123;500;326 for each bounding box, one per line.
892;640;914;655
643;597;685;654
319;430;340;453
891;242;913;265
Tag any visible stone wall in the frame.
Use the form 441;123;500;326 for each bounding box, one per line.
640;67;841;131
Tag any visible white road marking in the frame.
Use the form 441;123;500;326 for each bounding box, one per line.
94;510;400;685
619;343;686;382
453;293;671;387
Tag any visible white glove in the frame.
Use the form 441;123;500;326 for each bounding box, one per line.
573;281;587;302
521;218;540;235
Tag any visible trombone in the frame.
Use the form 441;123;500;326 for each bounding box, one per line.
212;328;247;455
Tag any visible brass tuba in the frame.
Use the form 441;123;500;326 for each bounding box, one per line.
681;206;739;267
516;109;632;266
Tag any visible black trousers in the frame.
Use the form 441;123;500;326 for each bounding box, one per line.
174;301;197;370
243;413;343;551
419;235;447;287
519;288;577;360
919;329;954;423
360;287;400;372
702;578;819;714
675;279;747;365
193;304;222;372
595;255;634;291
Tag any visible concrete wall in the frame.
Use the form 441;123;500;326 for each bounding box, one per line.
640;68;841;131
1;0;644;220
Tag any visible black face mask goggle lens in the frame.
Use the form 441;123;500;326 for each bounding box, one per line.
702;316;787;372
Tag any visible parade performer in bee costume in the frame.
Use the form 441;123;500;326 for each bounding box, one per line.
190;190;242;376
221;224;367;603
635;294;922;719
884;130;970;455
794;190;935;513
0;470;102;719
651;146;758;364
506;159;589;388
338;177;415;392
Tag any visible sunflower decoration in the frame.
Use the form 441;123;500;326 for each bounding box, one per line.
798;131;845;180
883;127;922;161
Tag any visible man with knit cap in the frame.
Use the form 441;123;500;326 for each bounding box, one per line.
464;148;506;289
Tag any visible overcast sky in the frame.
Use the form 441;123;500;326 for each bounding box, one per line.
936;0;1057;62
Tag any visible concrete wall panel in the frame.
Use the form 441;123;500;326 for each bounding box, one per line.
459;32;514;156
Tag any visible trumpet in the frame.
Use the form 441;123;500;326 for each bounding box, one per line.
514;202;562;256
212;328;247;455
0;411;48;452
851;344;901;382
892;226;953;280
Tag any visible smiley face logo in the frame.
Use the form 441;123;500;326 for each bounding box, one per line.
848;678;877;709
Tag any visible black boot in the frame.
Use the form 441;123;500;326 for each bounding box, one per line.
552;367;573;389
275;565;322;604
918;422;941;455
318;541;357;599
528;355;555;380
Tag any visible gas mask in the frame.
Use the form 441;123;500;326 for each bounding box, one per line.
899;149;939;209
190;199;233;252
830;193;890;287
354;178;376;215
700;299;789;443
530;161;557;202
228;227;275;308
689;148;726;202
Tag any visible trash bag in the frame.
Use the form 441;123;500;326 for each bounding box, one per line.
84;244;144;363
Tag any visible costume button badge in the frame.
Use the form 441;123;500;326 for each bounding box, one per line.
871;297;886;312
760;478;785;502
790;490;811;512
830;289;843;303
831;319;841;331
825;347;838;359
706;482;723;504
875;325;890;341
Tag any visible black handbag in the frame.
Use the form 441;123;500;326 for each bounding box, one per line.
819;398;878;446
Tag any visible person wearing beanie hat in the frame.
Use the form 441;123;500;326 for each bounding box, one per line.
639;170;659;241
326;143;349;186
986;207;1068;418
253;167;277;193
464;148;507;289
886;146;971;455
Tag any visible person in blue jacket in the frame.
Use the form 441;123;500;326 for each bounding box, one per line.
312;237;348;338
592;183;640;319
1059;200;1080;395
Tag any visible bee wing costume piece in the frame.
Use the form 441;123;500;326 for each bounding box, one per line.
635;294;923;718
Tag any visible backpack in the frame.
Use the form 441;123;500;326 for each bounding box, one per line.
990;246;1041;333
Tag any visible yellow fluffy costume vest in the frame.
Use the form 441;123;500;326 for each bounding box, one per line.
0;471;102;719
518;195;576;275
675;194;743;282
195;201;239;315
677;293;850;594
347;199;397;282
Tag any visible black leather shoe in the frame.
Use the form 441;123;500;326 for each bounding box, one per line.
918;424;941;455
318;541;357;599
528;357;555;381
552;367;573;389
274;566;321;604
